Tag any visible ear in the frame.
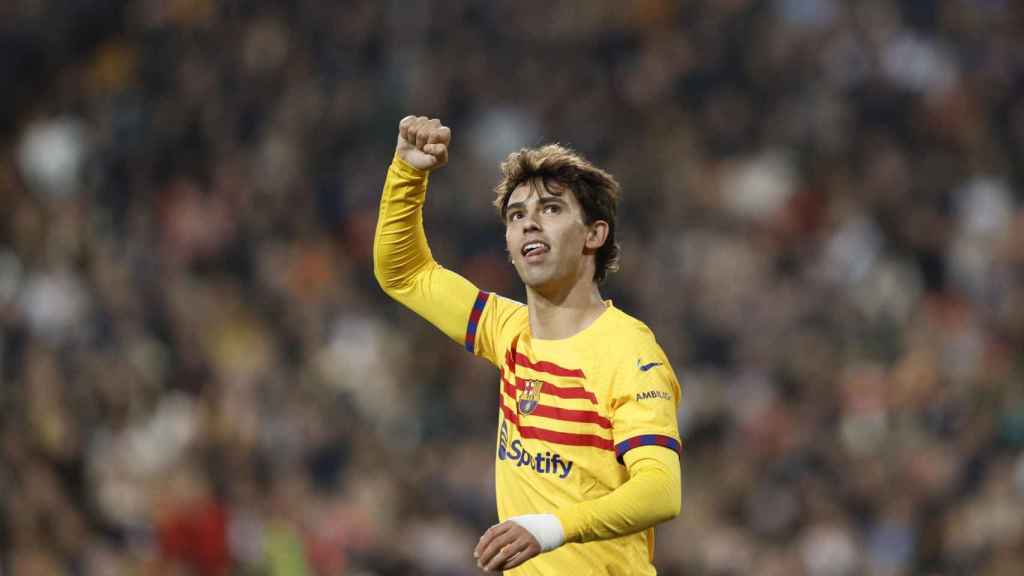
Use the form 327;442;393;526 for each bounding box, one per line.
584;220;609;253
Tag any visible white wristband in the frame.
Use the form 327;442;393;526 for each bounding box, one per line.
508;514;565;552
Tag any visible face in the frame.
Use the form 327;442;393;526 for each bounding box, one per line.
504;180;608;295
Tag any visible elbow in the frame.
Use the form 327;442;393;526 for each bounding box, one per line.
665;487;681;520
373;254;418;299
651;486;680;525
374;267;404;299
650;494;680;528
657;473;682;523
372;247;402;295
629;452;682;526
372;258;391;293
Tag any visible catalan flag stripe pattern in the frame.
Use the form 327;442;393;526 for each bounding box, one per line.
615;434;682;463
464;290;489;353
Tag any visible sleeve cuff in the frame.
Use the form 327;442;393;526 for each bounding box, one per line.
390;152;430;180
552;508;583;544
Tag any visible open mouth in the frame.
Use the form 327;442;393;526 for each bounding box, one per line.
521;241;550;260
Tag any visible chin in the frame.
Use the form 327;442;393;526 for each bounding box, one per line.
524;272;562;293
515;262;564;293
515;269;543;288
519;272;545;288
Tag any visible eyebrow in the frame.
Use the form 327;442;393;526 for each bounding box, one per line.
506;196;567;215
506;201;526;214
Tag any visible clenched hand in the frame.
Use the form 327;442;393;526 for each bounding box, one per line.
397;116;451;172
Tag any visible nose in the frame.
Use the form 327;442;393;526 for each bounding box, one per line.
521;205;542;231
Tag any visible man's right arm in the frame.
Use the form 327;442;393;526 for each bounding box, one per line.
373;116;489;348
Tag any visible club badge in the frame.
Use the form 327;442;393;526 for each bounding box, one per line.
518;380;541;415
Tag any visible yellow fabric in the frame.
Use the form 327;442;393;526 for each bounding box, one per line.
374;156;683;575
554;445;681;544
373;154;481;343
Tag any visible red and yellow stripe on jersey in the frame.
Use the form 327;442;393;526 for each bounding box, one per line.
470;292;680;575
375;155;682;575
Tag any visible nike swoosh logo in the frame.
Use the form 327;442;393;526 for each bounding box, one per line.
638;360;663;372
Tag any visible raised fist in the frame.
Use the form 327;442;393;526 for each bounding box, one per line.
397;116;450;172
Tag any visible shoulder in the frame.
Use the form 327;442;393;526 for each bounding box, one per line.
488;293;527;317
596;308;679;400
587;307;668;373
485;292;529;331
603;306;659;349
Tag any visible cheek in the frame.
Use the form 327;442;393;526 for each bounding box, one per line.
505;230;517;259
567;228;588;251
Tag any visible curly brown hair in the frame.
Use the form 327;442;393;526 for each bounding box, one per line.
494;144;621;283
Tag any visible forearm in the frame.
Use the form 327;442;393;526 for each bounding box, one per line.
373;153;434;291
373;153;480;343
554;446;681;543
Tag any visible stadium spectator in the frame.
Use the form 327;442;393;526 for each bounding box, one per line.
1;1;1022;574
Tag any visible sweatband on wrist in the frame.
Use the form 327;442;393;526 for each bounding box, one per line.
508;514;565;552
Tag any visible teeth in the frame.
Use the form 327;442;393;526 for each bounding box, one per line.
522;242;547;256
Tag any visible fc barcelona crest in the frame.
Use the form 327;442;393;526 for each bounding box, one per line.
518;380;542;415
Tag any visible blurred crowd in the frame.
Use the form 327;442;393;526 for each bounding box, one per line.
2;0;1023;574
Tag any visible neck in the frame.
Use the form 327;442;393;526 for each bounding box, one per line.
526;279;606;340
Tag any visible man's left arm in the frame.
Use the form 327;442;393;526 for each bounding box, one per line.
475;447;679;572
553;445;681;542
475;346;683;572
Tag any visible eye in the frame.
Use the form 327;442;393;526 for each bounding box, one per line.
543;204;561;215
508;211;523;222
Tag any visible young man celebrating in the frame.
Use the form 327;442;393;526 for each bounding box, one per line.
374;116;682;574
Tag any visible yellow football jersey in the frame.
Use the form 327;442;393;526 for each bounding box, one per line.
469;292;681;575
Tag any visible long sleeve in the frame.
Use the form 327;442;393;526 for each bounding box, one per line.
553;445;681;543
373;154;485;345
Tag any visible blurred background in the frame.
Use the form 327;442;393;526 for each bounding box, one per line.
1;0;1023;574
